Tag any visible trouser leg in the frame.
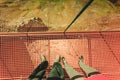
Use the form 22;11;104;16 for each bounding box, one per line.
64;63;84;80
28;61;48;80
48;56;65;80
78;57;100;77
48;62;64;79
62;57;84;80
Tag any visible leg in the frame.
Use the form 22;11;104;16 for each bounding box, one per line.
47;55;65;80
62;57;84;80
28;55;48;80
78;56;100;77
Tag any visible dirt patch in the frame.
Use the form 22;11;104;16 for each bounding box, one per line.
17;17;49;32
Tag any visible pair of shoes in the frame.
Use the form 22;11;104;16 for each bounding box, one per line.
61;55;84;65
41;55;61;62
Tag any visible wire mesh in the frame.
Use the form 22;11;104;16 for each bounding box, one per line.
0;31;120;80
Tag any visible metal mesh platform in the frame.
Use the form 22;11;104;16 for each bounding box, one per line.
0;31;120;80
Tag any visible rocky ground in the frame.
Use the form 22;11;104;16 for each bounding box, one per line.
0;0;120;32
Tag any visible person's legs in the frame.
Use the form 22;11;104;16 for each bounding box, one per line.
47;55;65;80
62;57;84;80
28;55;48;80
78;56;100;77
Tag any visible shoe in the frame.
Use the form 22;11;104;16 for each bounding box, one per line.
55;55;61;62
62;57;67;65
41;54;46;62
79;55;84;62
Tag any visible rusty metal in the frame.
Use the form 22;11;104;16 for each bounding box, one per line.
0;31;120;40
0;31;120;80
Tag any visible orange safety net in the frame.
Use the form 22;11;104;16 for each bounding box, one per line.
0;31;120;80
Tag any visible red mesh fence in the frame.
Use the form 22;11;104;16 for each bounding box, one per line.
0;31;120;80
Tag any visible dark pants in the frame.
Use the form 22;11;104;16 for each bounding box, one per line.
47;62;65;80
28;61;48;80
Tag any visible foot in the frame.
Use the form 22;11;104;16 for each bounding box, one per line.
62;57;67;65
41;54;46;62
79;55;84;62
55;55;61;62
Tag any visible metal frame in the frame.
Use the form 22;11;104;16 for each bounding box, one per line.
0;31;120;40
